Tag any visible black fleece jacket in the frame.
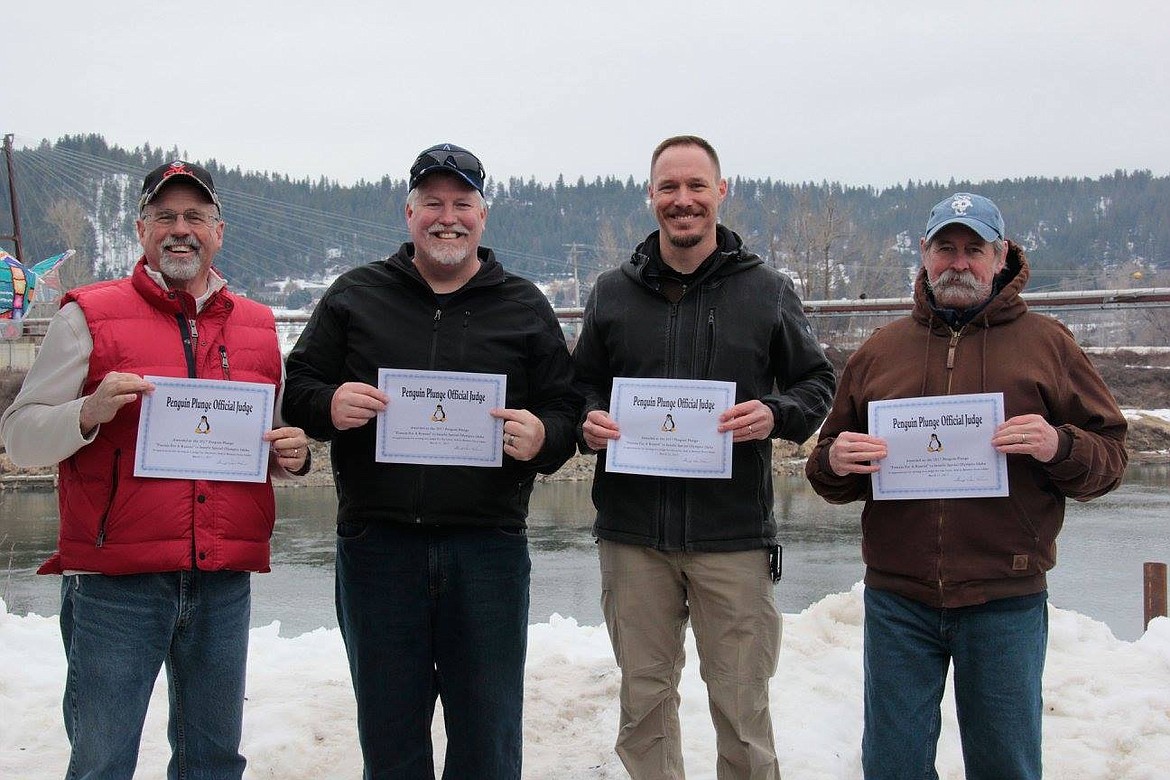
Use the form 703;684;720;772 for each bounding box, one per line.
283;245;580;527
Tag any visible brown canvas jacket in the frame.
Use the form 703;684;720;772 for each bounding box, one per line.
805;243;1128;608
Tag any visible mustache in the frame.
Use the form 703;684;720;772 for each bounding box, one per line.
934;269;979;288
161;237;201;251
428;225;469;237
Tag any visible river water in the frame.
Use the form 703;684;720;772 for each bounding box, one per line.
2;465;1167;640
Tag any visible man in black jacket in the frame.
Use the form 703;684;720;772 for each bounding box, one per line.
282;143;579;779
573;136;836;779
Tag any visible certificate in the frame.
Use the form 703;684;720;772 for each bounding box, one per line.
606;377;735;479
868;392;1008;500
376;369;505;467
134;376;275;483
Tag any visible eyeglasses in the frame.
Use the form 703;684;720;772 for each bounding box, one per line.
143;209;222;228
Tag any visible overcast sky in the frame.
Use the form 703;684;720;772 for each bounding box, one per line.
6;1;1169;189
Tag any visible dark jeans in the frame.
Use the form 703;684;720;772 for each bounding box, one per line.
862;587;1048;780
335;521;531;780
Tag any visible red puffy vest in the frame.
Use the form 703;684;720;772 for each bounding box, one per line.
40;260;283;575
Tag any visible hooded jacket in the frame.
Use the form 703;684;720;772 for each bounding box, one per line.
573;225;837;552
282;245;579;527
44;259;282;575
805;243;1128;608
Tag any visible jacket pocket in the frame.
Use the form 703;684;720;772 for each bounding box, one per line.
95;448;121;548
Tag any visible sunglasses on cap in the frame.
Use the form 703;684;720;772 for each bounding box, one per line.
408;145;486;195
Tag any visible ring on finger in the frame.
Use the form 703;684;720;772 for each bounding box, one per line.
748;424;754;435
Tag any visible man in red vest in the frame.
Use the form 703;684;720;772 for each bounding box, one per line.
0;160;309;779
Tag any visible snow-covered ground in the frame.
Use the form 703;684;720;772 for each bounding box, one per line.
3;585;1169;779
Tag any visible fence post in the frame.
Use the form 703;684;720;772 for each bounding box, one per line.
1145;562;1168;631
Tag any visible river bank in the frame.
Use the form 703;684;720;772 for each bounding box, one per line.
3;413;1168;490
4;348;1168;489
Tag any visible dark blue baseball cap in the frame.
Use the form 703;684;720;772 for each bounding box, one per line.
408;143;486;195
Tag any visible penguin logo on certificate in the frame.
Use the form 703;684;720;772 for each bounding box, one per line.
661;413;676;432
431;404;447;423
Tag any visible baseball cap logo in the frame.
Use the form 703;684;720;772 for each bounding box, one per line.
950;195;973;215
163;161;193;180
139;160;221;212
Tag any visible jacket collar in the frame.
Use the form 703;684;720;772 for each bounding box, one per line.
387;243;504;295
624;224;762;289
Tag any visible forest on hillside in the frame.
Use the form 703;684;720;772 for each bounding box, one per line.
2;134;1167;308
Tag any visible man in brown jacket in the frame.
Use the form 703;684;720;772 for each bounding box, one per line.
805;192;1127;779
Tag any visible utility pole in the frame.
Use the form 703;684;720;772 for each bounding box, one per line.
2;133;25;263
564;243;581;307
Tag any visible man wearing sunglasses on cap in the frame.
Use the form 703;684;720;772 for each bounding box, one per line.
573;136;836;779
283;143;579;779
0;160;310;778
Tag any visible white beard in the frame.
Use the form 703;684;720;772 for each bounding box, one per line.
426;244;472;266
159;252;202;281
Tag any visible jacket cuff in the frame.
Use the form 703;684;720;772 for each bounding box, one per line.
1047;427;1074;464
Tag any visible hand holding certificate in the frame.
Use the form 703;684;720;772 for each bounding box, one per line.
605;377;736;478
375;368;506;466
134;376;276;483
868;392;1008;500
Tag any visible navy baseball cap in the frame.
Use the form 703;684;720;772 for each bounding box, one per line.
140;160;221;212
924;193;1005;242
408;143;486;195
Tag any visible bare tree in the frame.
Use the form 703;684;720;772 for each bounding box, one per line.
594;219;625;276
813;191;848;301
785;190;817;299
45;198;94;292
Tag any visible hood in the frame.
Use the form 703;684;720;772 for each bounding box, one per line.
622;224;763;289
911;240;1030;331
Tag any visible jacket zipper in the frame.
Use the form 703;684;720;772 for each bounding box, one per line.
412;308;445;523
428;309;442;368
937;327;965;596
95;448;121;547
703;308;716;379
944;329;962;394
661;303;682;544
177;308;199;566
665;303;679;379
176;314;198;378
219;345;231;379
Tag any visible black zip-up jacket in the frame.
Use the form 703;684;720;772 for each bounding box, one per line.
282;245;580;527
572;226;837;551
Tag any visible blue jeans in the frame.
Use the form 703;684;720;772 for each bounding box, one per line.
59;570;251;780
335;521;531;780
862;587;1048;780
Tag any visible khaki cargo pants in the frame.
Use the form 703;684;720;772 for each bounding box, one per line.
599;540;782;780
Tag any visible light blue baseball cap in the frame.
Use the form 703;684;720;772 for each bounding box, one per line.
924;193;1005;242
